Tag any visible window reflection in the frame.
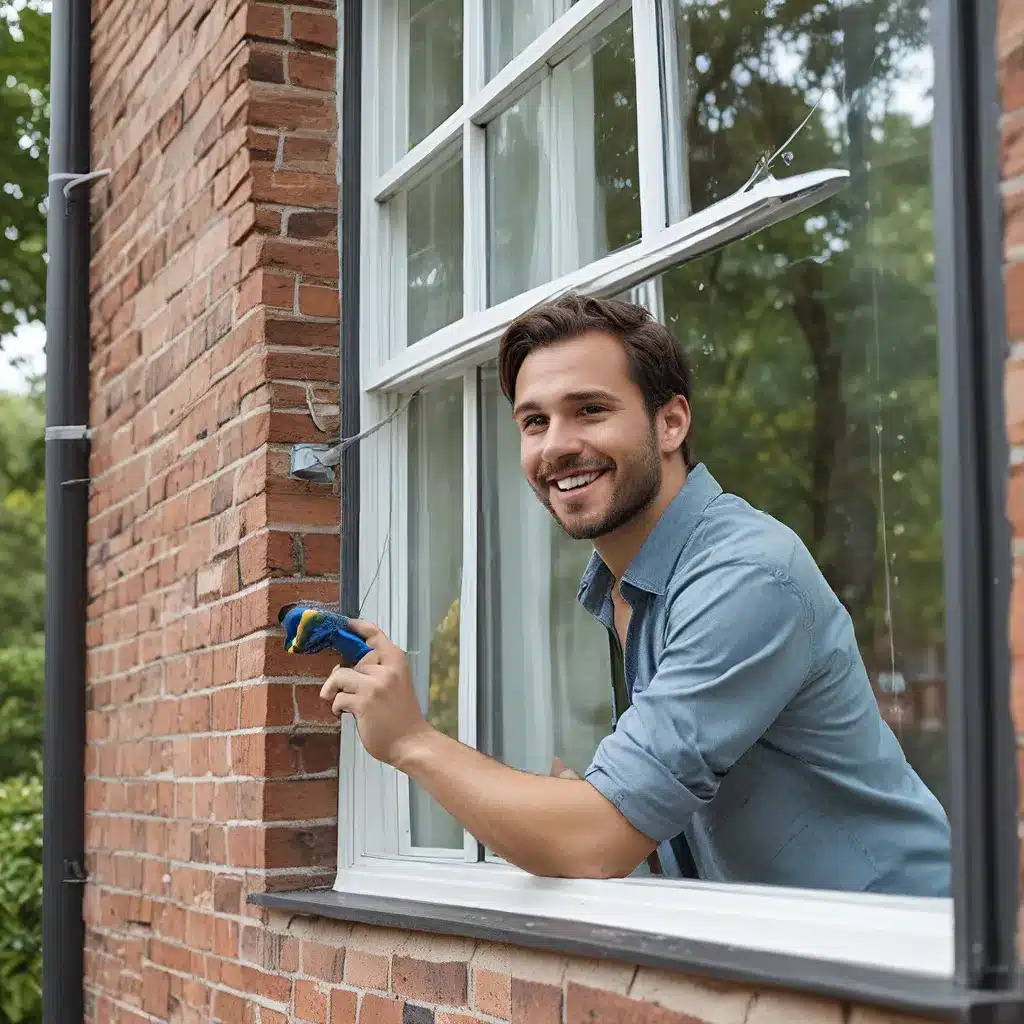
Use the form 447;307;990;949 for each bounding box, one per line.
408;380;464;849
487;10;641;305
406;155;464;345
663;0;933;217
408;0;463;149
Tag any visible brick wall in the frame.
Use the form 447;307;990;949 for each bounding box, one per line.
81;2;1017;1024
1004;0;1024;929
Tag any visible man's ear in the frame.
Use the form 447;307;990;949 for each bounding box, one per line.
658;396;691;457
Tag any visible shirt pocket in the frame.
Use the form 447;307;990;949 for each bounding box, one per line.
767;810;880;892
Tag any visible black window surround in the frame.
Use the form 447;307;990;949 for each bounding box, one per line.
253;0;1024;1017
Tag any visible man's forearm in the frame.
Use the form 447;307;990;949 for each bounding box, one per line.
394;728;654;878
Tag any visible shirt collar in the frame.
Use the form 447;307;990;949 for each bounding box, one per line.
578;463;723;612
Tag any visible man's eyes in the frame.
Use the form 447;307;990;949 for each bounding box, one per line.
520;406;607;430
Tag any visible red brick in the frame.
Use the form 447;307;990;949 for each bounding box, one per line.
512;979;563;1024
299;283;340;317
565;984;700;1024
250;42;286;83
264;778;338;821
251;84;336;132
1009;261;1024;341
473;968;511;1018
359;995;404;1024
247;3;285;40
1006;189;1024;253
292;11;337;49
393;956;468;1006
301;940;345;982
295;979;329;1022
289;51;336;90
331;989;358;1024
142;967;171;1016
213;874;244;914
344;948;390;991
214;989;248;1024
283;135;335;168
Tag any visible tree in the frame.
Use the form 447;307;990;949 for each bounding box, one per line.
0;0;50;337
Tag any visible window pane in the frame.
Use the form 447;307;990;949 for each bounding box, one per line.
479;365;613;780
663;1;932;219
487;11;640;305
408;0;462;148
649;74;947;807
407;379;463;849
407;155;463;345
484;0;576;79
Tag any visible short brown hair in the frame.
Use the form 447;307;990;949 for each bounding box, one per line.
497;293;694;467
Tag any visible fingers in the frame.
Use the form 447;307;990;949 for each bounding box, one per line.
346;618;404;664
332;691;359;717
320;665;371;702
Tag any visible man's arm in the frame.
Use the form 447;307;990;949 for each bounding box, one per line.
320;621;656;879
395;729;656;877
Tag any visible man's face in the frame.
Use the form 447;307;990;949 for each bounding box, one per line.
512;331;664;541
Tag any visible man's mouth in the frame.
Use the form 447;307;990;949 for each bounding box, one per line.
550;469;607;493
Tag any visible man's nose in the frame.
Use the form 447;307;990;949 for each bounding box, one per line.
540;418;584;464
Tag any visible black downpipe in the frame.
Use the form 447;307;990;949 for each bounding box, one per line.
42;1;93;1022
339;0;362;613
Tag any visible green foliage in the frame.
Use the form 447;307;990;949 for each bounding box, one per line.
0;390;45;644
0;0;50;335
0;646;42;779
0;772;42;1024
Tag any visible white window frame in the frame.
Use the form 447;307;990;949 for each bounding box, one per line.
340;0;954;980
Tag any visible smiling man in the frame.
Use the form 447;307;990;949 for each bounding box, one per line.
322;294;952;896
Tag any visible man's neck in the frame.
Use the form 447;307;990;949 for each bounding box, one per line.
594;461;688;581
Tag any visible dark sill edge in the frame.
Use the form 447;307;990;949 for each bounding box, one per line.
250;889;1024;1021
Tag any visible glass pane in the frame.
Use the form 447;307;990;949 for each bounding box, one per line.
407;155;463;345
487;11;640;305
663;0;932;218
651;61;947;809
479;365;614;780
484;0;575;79
408;0;463;149
407;379;464;849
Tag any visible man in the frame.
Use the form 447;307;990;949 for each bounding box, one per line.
322;294;951;897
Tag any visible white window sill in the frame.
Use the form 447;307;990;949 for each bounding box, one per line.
333;856;953;979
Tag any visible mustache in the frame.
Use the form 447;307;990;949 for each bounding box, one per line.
537;457;614;486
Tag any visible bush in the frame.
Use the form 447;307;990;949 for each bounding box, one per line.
0;645;43;781
0;771;42;1023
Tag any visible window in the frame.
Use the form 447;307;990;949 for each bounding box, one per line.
342;0;974;981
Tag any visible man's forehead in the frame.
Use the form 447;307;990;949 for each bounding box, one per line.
514;332;629;404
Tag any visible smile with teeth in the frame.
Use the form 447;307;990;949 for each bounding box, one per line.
553;470;605;492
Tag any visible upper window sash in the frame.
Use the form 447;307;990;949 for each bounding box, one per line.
366;167;850;392
373;0;631;201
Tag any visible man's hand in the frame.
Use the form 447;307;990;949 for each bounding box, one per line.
319;619;433;766
320;621;657;878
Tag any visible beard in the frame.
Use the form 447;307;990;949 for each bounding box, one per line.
533;429;662;541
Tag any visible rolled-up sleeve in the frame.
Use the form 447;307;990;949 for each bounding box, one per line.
584;561;813;841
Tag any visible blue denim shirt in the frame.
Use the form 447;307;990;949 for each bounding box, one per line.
581;464;951;896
